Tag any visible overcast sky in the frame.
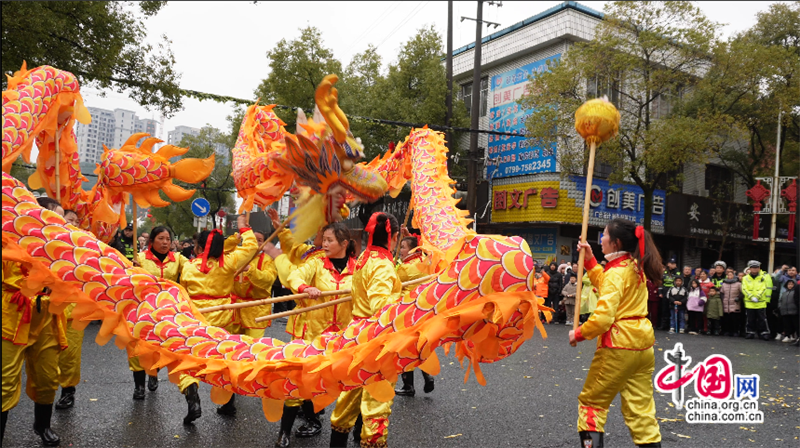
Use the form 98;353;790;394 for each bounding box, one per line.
78;1;786;138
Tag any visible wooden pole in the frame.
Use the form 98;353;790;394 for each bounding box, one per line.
201;274;437;314
233;214;292;277
54;132;62;204
238;210;252;284
132;196;138;255
573;141;597;336
394;198;413;260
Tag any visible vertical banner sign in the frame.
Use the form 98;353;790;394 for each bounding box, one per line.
488;54;561;178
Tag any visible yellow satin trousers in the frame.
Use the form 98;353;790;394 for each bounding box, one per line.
58;323;84;388
577;347;661;445
330;382;395;448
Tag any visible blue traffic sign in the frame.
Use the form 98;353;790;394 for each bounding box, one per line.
191;198;210;217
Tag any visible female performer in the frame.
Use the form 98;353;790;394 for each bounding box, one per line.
569;218;662;448
178;215;257;425
394;232;434;396
55;210;84;411
268;208;325;338
265;222;356;448
128;226;189;400
216;230;278;417
2;197;69;447
329;212;402;448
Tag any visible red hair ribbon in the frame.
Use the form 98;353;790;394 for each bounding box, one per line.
364;212;391;247
635;225;645;257
414;233;422;246
199;229;223;274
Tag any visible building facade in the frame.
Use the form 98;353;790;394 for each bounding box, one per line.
450;1;795;270
75;107;161;164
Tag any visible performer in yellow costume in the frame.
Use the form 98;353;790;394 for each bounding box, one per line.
2;197;68;447
265;222;356;448
54;210;84;411
178;214;257;425
330;212;401;448
216;229;278;418
569;218;662;448
268;208;325;340
394;231;434;397
128;226;190;400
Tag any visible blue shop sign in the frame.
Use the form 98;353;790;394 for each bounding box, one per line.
570;176;666;233
487;54;560;179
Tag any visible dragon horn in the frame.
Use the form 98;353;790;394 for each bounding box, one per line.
314;74;347;143
123;133;150;149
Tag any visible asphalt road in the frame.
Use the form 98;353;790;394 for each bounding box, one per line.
4;320;798;447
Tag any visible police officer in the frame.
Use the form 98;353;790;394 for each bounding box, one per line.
710;261;727;288
741;260;773;340
659;257;680;330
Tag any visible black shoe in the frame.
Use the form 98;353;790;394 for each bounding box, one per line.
55;387;75;410
132;371;146;400
637;443;662;448
183;384;202;425
295;401;322;438
745;334;755;339
330;427;349;448
1;410;7;442
275;405;300;447
148;374;159;392
579;431;603;448
353;414;363;445
761;334;771;341
33;403;60;446
422;371;435;394
394;372;415;396
217;394;237;417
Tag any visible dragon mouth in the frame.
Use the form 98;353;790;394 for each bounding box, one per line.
338;164;388;204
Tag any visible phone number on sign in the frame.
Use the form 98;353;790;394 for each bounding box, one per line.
504;158;552;175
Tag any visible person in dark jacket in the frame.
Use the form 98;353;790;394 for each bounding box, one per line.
546;262;563;317
113;223;136;261
710;261;727;288
659;258;680;330
666;277;688;334
777;280;798;343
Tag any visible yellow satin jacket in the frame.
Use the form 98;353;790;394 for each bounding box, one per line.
286;256;355;340
352;247;402;319
180;230;258;327
232;253;278;329
274;228;325;338
2;261;68;349
136;249;188;283
396;252;429;300
577;254;655;350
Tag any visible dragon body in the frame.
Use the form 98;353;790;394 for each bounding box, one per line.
2;66;548;420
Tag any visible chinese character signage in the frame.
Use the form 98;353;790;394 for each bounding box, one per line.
501;227;557;259
665;193;772;241
491;175;666;234
487;54;560;178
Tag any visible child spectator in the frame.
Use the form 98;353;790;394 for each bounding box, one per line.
686;279;706;335
778;280;798;343
666;277;688;334
706;286;723;335
561;275;578;326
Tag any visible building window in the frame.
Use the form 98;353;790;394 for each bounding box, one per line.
586;75;620;106
651;87;683;120
705;164;733;200
461;77;488;118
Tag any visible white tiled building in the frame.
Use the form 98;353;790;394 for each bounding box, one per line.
75;108;161;164
450;1;787;270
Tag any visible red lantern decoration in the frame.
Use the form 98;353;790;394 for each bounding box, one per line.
746;180;771;240
781;179;797;242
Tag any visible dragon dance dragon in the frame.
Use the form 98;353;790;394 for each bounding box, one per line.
2;65;549;420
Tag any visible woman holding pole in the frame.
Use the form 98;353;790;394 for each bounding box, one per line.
267;222;356;447
178;214;257;425
128;227;189;400
329;212;402;448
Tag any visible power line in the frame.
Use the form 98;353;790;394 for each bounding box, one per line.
347;3;403;54
375;1;430;50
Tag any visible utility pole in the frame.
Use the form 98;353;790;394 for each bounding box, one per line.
464;1;501;217
467;1;484;216
768;110;782;274
445;0;453;156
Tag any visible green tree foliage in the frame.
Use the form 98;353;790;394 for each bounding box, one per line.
1;1;182;116
254;26;342;126
519;1;722;230
148;126;235;239
685;2;800;186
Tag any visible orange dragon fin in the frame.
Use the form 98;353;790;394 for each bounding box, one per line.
155;144;188;160
161;182;195;203
123;133;149;148
145;189;170;207
171;154;215;184
137;137;162;155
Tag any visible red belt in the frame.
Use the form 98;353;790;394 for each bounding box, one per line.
191;294;228;301
9;291;32;324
